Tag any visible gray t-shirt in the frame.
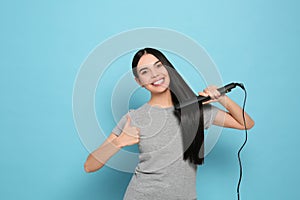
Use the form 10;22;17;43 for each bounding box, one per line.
112;103;219;200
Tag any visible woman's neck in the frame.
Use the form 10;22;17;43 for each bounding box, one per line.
148;89;173;108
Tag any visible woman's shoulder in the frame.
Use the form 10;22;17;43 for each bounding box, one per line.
117;103;148;119
131;102;151;110
118;103;150;126
128;103;149;115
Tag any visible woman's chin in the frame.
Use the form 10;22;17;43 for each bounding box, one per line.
148;86;170;94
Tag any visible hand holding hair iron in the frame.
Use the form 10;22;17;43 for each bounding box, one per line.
174;82;244;110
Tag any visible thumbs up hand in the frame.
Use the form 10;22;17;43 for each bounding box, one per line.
117;115;140;147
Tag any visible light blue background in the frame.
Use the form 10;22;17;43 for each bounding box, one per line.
1;0;299;199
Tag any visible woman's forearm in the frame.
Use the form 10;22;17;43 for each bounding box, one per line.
219;96;255;129
84;136;122;173
84;115;140;172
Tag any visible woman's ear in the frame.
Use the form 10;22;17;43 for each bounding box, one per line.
135;77;144;87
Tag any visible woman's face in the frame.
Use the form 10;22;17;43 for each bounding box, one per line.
135;54;170;94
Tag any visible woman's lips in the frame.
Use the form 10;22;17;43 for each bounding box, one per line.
152;78;164;86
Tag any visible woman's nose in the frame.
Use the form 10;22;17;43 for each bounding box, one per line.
151;73;158;78
150;68;159;78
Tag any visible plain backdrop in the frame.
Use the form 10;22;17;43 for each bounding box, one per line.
1;0;299;199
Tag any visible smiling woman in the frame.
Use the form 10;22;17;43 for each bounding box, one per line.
134;54;171;98
84;47;254;199
131;48;209;165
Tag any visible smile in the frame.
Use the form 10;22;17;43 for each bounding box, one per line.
151;78;165;86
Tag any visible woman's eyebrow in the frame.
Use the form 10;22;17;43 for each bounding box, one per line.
138;60;161;73
153;60;161;65
138;67;148;73
139;60;161;72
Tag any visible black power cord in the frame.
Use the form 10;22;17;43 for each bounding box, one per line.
174;82;250;199
235;83;248;200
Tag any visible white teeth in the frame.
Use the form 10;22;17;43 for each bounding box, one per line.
153;78;164;85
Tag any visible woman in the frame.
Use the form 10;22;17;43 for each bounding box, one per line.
84;48;254;199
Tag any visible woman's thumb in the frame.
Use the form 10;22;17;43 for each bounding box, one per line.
198;91;208;97
125;115;131;127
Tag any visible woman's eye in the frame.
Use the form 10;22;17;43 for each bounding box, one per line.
141;70;148;75
156;63;163;68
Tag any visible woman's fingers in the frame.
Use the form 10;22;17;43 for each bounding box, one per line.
204;86;220;99
123;115;140;138
199;85;224;104
198;91;208;96
198;91;213;104
133;127;140;138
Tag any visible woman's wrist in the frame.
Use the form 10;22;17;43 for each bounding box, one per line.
217;95;228;105
111;137;123;149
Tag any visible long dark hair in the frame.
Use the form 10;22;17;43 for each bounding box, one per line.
132;47;205;165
